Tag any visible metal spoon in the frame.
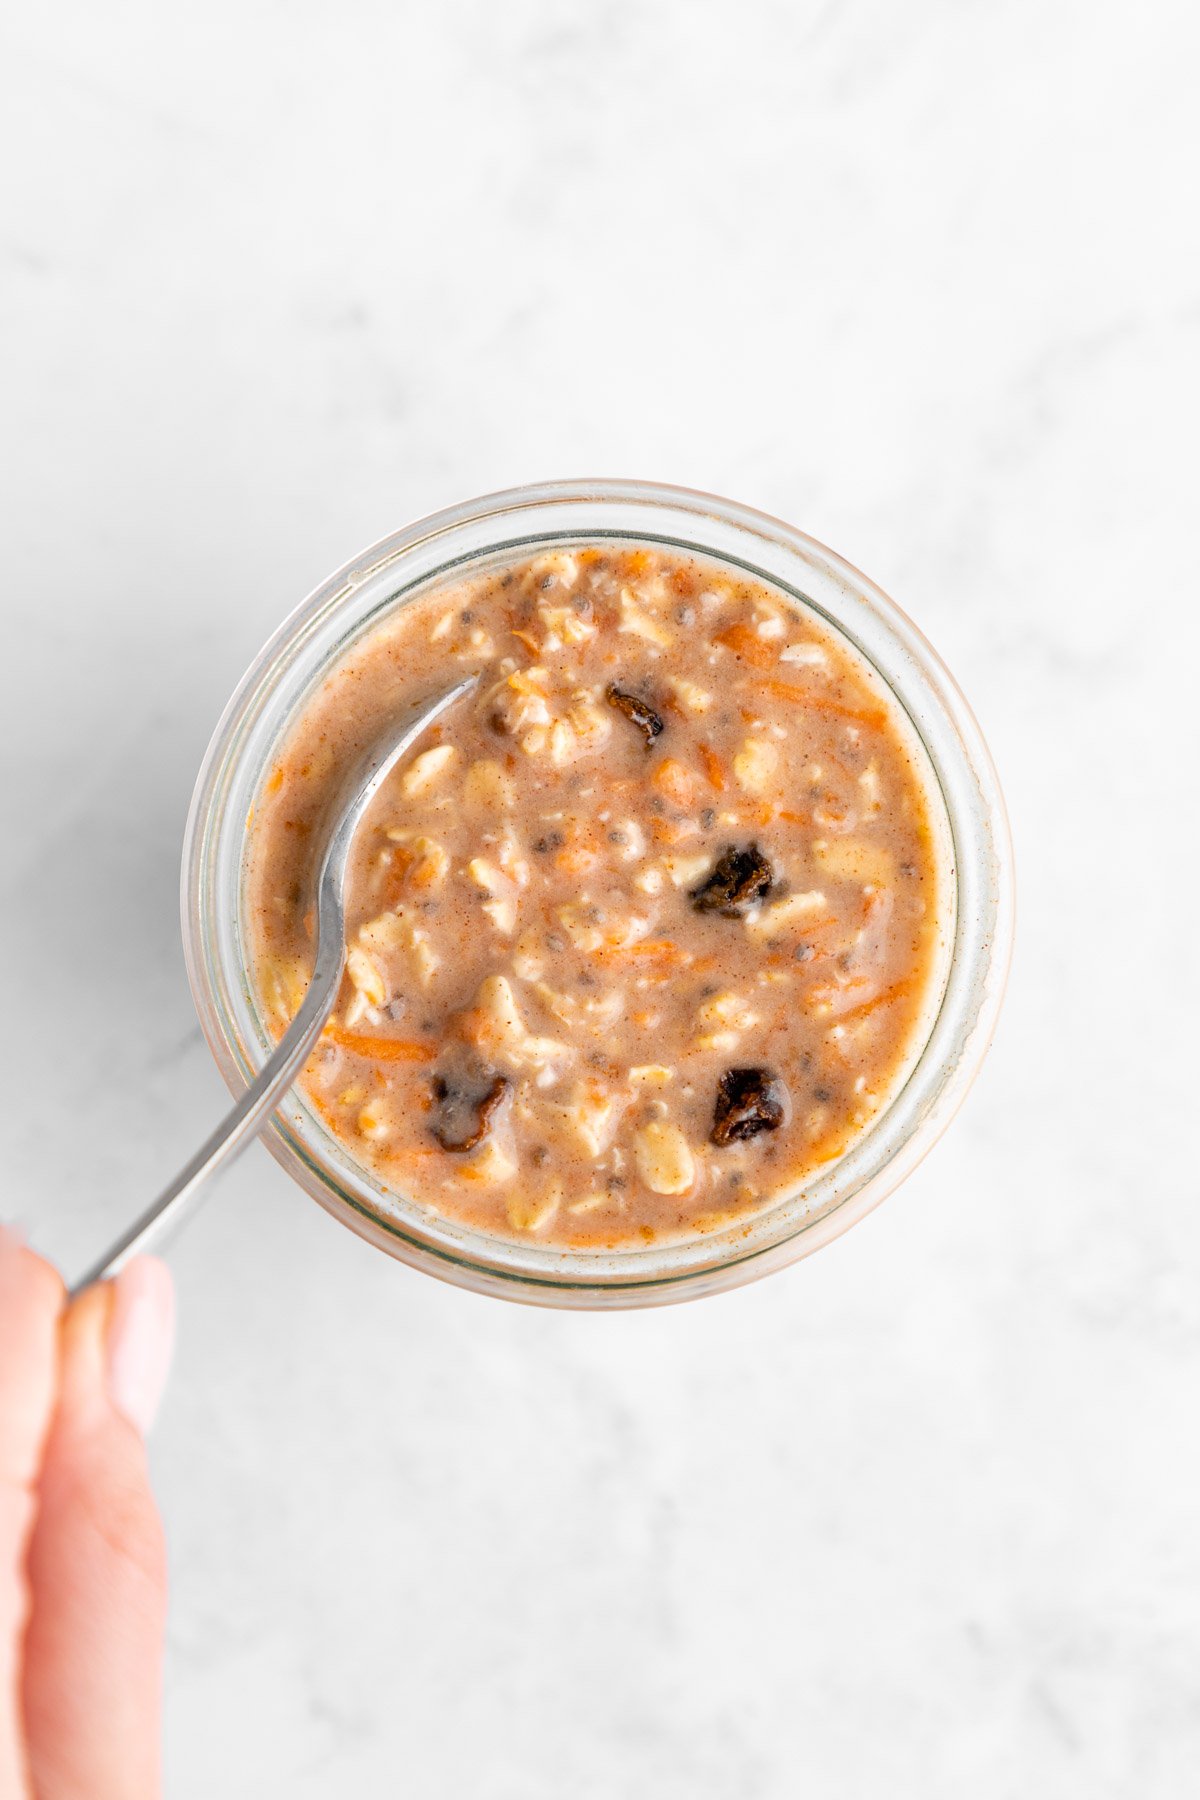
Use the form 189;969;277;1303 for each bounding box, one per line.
72;677;476;1293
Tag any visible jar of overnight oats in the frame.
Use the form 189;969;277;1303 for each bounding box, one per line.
183;481;1013;1308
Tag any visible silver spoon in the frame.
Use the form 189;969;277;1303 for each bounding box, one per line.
72;677;476;1294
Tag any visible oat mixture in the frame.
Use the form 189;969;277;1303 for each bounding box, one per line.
246;546;944;1248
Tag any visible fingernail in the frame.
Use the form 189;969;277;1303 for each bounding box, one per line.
106;1258;176;1435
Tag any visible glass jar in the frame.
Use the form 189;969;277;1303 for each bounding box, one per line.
182;481;1013;1308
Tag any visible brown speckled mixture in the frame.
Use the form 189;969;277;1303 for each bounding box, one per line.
246;546;945;1248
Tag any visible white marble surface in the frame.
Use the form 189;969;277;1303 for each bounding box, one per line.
3;1;1198;1793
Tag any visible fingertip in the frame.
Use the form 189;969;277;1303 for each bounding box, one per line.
23;1264;171;1798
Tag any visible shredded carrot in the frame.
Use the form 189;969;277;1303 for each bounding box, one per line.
265;765;284;796
510;628;541;655
835;979;915;1022
600;939;684;965
761;680;886;727
323;1026;435;1062
715;623;777;667
776;809;811;826
698;742;725;791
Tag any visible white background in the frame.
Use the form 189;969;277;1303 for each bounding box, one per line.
3;2;1198;1795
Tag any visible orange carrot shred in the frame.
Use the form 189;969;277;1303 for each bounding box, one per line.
698;742;725;790
600;939;683;964
715;623;777;668
324;1026;435;1062
761;680;886;727
834;980;915;1021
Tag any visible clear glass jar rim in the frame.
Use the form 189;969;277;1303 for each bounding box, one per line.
182;480;1014;1308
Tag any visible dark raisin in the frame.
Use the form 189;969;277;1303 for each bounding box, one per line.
700;808;717;831
606;684;664;748
712;1068;788;1146
431;1072;510;1152
813;1086;833;1103
690;844;774;917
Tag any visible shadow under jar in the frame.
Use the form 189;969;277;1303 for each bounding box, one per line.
184;481;1013;1308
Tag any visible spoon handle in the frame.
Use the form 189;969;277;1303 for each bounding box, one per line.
70;953;341;1295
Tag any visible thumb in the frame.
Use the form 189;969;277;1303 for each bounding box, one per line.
22;1260;174;1800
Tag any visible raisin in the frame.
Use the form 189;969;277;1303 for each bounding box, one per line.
712;1068;788;1145
690;844;773;916
606;684;664;747
431;1072;510;1152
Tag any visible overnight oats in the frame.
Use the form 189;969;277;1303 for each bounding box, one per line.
244;545;949;1250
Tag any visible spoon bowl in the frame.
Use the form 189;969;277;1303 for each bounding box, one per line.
72;677;476;1292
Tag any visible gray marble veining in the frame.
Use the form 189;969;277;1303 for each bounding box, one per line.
2;1;1197;1794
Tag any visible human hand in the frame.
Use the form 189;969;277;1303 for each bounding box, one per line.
1;1226;174;1799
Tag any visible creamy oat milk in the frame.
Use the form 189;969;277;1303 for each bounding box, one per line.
246;545;944;1249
